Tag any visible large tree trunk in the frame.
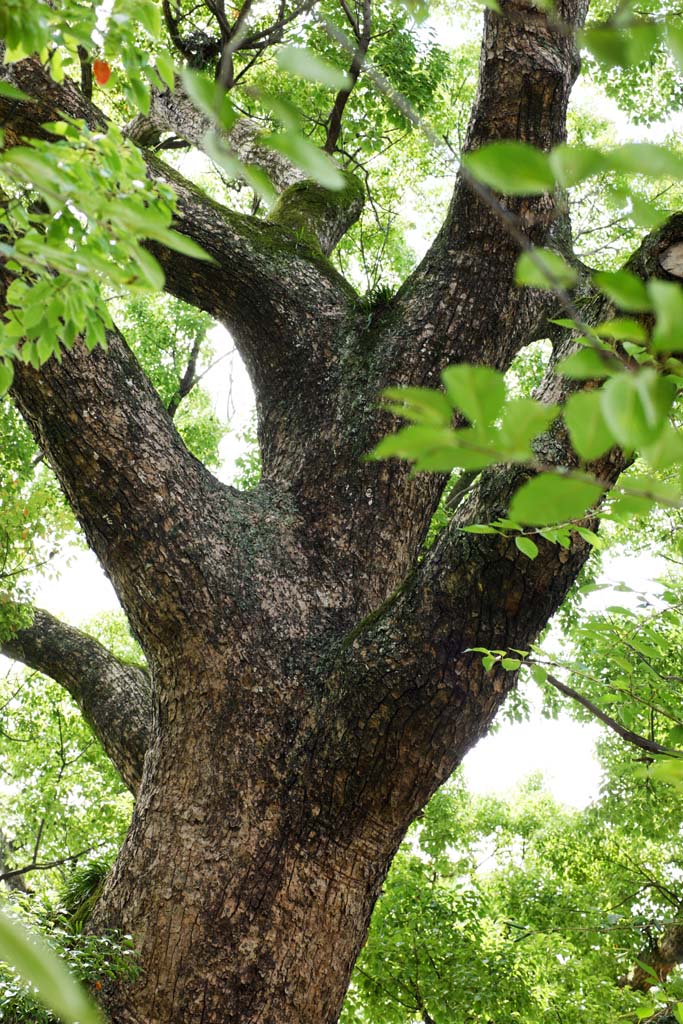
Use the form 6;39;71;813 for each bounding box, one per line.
5;0;683;1021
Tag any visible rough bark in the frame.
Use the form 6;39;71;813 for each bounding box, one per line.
125;92;365;254
619;919;683;991
2;1;679;1022
1;608;150;794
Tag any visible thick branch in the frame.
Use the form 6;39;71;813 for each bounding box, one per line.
6;323;241;652
257;0;589;611
0;58;357;370
1;608;151;793
387;0;589;380
125;90;365;255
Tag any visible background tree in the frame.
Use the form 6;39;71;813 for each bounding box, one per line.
2;0;683;1022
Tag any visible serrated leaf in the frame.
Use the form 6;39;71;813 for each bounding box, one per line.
464;142;554;195
277;46;351;90
509;473;604;526
441;365;506;424
515;249;577;290
564;390;614;460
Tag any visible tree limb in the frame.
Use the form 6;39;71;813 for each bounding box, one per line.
1;608;151;793
125;91;365;255
535;667;681;759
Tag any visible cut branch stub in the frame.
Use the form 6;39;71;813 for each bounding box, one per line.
267;173;365;255
659;242;683;279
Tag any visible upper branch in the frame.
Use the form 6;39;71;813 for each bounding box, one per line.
0;57;358;398
384;0;589;384
319;199;683;826
125;90;365;255
7;322;237;653
1;608;151;793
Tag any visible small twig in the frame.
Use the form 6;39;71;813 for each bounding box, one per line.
534;664;682;759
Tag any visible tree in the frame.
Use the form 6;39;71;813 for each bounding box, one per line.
2;0;683;1021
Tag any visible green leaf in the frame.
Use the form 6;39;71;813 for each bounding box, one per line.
509;473;604;526
583;23;661;68
574;525;603;547
592;270;651;313
549;144;606;187
382;386;453;426
181;68;236;130
648;279;683;352
462;524;499;534
441;365;506;424
648;758;683;787
155;52;176;91
529;663;547;685
601;369;676;448
497;398;558;458
607;142;683;178
277;46;351;90
594;318;646;342
463;142;555;195
0;359;14;395
641;425;683;470
0;81;32;101
515;249;577;291
557;349;614;380
564;391;614;461
131;247;165;290
501;657;522;670
162;229;215;263
265;131;345;190
0;908;102;1024
514;536;539;559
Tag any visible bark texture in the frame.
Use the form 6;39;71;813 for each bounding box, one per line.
2;1;678;1022
1;608;150;794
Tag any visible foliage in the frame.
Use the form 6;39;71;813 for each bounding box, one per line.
0;874;137;1024
343;775;683;1023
